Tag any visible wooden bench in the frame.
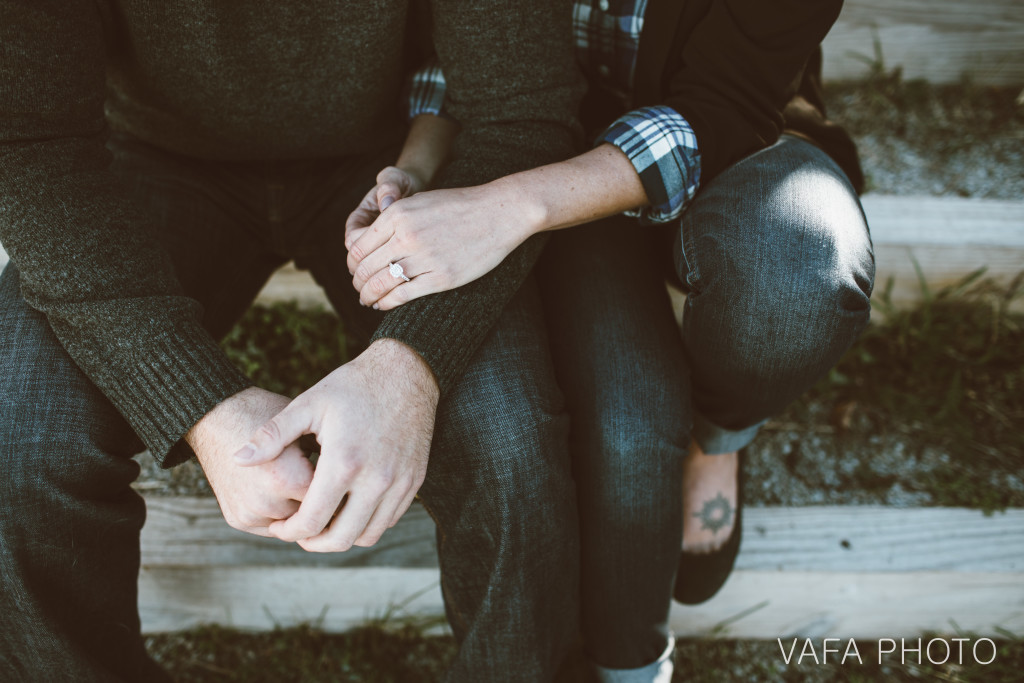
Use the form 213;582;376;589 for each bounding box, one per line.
823;0;1024;85
140;496;1024;638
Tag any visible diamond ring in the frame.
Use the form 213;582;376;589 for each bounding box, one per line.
388;261;411;282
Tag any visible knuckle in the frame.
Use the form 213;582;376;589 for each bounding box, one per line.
354;263;373;283
293;521;323;540
369;277;389;296
234;512;261;531
355;532;383;548
364;471;394;495
395;229;416;247
334;462;362;486
388;205;408;226
223;512;243;531
255;419;282;445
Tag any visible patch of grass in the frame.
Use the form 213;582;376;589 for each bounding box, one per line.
787;271;1024;510
220;302;348;397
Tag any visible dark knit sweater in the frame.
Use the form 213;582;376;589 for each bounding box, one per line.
0;0;581;466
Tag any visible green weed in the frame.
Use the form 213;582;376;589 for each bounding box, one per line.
220;302;348;398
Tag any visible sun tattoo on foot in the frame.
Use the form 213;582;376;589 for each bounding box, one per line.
693;493;734;534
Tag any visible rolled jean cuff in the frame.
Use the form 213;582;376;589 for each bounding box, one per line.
692;413;765;454
594;635;675;683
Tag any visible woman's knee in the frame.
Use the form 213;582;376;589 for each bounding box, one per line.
679;138;874;377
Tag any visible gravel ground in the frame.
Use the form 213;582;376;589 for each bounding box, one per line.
823;81;1024;200
853;132;1023;199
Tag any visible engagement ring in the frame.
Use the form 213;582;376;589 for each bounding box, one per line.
388;261;411;282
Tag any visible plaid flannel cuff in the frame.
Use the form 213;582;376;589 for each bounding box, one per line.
406;62;450;121
598;104;701;224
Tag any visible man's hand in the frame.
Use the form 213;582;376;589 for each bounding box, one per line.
344;166;426;251
187;387;315;537
233;339;439;552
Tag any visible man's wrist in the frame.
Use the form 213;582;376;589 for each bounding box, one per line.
185;385;259;457
360;338;440;403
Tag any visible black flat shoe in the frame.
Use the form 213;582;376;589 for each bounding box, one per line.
673;451;744;605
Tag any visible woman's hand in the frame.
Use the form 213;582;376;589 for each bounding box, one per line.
344;166;426;250
346;182;539;310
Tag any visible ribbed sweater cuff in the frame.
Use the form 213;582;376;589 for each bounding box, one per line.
103;324;252;468
368;236;546;396
368;293;475;396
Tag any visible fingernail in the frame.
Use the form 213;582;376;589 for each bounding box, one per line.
372;303;380;310
234;444;255;463
380;196;395;211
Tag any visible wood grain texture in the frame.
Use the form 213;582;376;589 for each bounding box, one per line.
141;497;438;569
824;0;1024;84
668;571;1024;638
142;498;1024;573
139;566;443;634
138;499;1024;636
862;196;1024;247
862;195;1024;309
138;566;1024;638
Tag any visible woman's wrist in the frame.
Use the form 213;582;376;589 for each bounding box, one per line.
485;174;550;244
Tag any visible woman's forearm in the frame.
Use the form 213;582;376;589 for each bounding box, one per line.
489;143;649;238
396;114;459;191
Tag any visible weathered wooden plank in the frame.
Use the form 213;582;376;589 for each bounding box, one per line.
141;496;437;569
736;507;1024;573
824;0;1024;85
139;499;1024;636
138;566;1024;638
251;262;331;308
142;498;1024;574
862;195;1024;309
862;196;1024;247
139;566;443;634
669;571;1024;639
